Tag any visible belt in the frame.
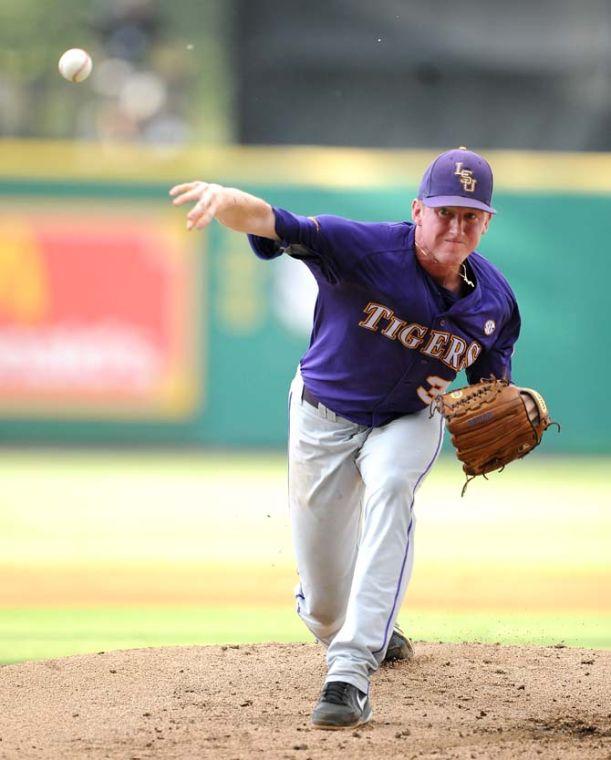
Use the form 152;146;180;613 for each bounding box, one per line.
301;385;339;422
302;386;321;409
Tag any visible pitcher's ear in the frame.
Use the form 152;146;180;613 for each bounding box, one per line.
411;198;423;224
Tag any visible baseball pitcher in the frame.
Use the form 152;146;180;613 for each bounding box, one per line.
170;147;554;729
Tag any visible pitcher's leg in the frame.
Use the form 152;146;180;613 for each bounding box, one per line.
288;375;368;644
325;408;444;692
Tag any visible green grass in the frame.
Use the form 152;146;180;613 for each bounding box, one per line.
0;452;609;664
1;606;608;665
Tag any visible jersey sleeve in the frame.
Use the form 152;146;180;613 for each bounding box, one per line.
247;207;378;285
466;303;521;383
247;233;284;261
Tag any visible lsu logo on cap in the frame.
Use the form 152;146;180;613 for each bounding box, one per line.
454;162;477;193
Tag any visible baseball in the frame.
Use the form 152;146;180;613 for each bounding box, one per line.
58;48;93;83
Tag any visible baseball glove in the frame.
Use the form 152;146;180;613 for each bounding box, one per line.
433;379;559;494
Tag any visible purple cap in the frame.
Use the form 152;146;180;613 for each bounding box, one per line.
417;147;496;214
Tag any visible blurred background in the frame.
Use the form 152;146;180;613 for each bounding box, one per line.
0;0;609;662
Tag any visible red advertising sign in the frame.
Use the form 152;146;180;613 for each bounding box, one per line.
0;207;200;418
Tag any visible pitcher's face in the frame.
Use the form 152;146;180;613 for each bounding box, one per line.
412;201;491;267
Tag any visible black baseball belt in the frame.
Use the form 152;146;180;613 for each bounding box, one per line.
302;386;321;409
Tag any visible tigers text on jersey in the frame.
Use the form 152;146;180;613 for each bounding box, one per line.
248;208;520;428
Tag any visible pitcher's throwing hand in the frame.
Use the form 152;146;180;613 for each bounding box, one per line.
170;181;277;237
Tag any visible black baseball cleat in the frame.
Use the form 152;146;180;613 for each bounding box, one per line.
311;681;372;729
382;624;415;664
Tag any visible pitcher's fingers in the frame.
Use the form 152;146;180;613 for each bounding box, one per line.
194;210;216;230
169;181;203;196
186;194;214;227
188;207;214;231
189;192;220;230
172;187;206;206
194;198;221;229
187;184;217;219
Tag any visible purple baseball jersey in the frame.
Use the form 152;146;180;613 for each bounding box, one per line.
248;208;520;428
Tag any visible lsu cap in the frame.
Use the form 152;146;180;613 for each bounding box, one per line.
417;146;496;214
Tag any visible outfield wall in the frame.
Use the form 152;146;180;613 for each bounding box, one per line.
0;141;608;452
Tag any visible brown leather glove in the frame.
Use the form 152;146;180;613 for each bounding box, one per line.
434;379;558;494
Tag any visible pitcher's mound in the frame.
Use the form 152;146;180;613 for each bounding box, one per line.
0;641;609;759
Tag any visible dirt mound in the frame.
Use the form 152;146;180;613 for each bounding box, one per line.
0;642;609;759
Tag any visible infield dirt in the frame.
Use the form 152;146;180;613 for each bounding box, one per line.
1;641;609;759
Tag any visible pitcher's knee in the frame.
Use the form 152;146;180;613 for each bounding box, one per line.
314;619;344;643
297;594;346;642
374;473;415;501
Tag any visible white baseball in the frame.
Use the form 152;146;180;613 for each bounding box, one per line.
58;48;93;83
